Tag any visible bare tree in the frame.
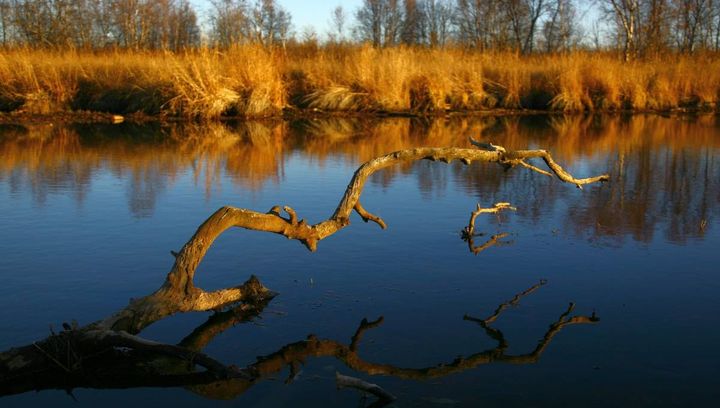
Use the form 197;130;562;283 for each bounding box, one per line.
542;0;579;52
383;0;403;45
504;0;548;53
401;0;422;44
601;0;641;60
638;0;671;56
210;0;251;47
248;0;291;46
329;4;346;42
355;0;402;47
713;0;720;49
423;0;454;47
0;0;12;45
455;0;509;49
167;0;200;50
671;0;714;52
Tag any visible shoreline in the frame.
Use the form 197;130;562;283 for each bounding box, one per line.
2;49;719;126
0;107;716;126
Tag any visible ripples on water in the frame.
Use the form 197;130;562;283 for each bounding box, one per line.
0;115;718;407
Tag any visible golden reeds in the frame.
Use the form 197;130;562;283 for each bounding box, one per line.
0;47;718;118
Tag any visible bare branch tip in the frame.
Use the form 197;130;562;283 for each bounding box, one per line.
283;206;298;225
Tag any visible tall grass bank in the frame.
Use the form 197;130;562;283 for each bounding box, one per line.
1;47;718;119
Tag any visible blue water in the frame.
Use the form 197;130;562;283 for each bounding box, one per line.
0;115;718;407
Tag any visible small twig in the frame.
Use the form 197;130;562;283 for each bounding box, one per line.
267;205;282;216
514;159;554;178
336;372;396;406
463;202;516;238
283;206;298;225
32;341;71;373
354;201;387;229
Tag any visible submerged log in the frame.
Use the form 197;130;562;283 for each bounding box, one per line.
0;142;608;400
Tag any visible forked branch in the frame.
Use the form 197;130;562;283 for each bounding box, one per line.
96;143;605;333
470;137;610;188
0;143;608;399
462;202;517;238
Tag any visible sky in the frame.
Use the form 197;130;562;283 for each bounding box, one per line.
191;0;605;44
192;0;364;38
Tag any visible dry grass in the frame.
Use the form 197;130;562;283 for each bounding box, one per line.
0;47;718;118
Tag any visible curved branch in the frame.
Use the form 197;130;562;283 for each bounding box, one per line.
463;202;517;238
469;138;609;187
336;372;396;407
0;144;608;399
354;201;387;229
503;149;610;188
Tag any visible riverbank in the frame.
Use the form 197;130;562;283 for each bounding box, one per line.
1;47;718;122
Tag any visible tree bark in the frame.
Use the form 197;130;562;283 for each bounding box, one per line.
0;142;608;399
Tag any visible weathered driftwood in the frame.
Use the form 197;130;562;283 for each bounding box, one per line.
460;202;516;254
462;202;517;239
336;371;397;408
97;143;607;335
0;142;608;400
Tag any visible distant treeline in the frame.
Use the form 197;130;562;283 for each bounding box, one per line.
1;1;720;59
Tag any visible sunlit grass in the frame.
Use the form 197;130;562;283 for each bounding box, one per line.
0;47;718;118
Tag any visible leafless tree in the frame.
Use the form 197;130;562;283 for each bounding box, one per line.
542;0;579;52
454;0;510;49
401;0;422;44
210;0;251;47
355;0;403;47
167;0;200;50
0;0;12;45
671;0;714;52
601;0;641;60
329;5;346;42
638;0;671;56
423;0;454;46
249;0;291;46
503;0;548;53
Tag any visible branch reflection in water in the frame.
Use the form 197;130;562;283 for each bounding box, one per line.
0;135;607;405
0;280;597;405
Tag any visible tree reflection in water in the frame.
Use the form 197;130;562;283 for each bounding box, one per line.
0;114;716;242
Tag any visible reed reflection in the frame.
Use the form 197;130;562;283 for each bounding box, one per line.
0;114;717;242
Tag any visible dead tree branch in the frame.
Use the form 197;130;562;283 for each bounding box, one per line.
0;143;607;400
336;372;396;407
470;137;609;188
462;202;517;238
94;143;605;334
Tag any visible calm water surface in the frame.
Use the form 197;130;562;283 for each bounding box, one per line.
0;115;718;407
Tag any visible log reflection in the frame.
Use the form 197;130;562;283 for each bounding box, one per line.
0;139;606;403
0;281;597;402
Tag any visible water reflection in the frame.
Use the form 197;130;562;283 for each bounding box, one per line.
0;280;596;405
0;115;717;241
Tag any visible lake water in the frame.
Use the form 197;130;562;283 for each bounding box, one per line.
1;114;718;407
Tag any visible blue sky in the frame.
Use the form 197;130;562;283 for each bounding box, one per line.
193;0;364;37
